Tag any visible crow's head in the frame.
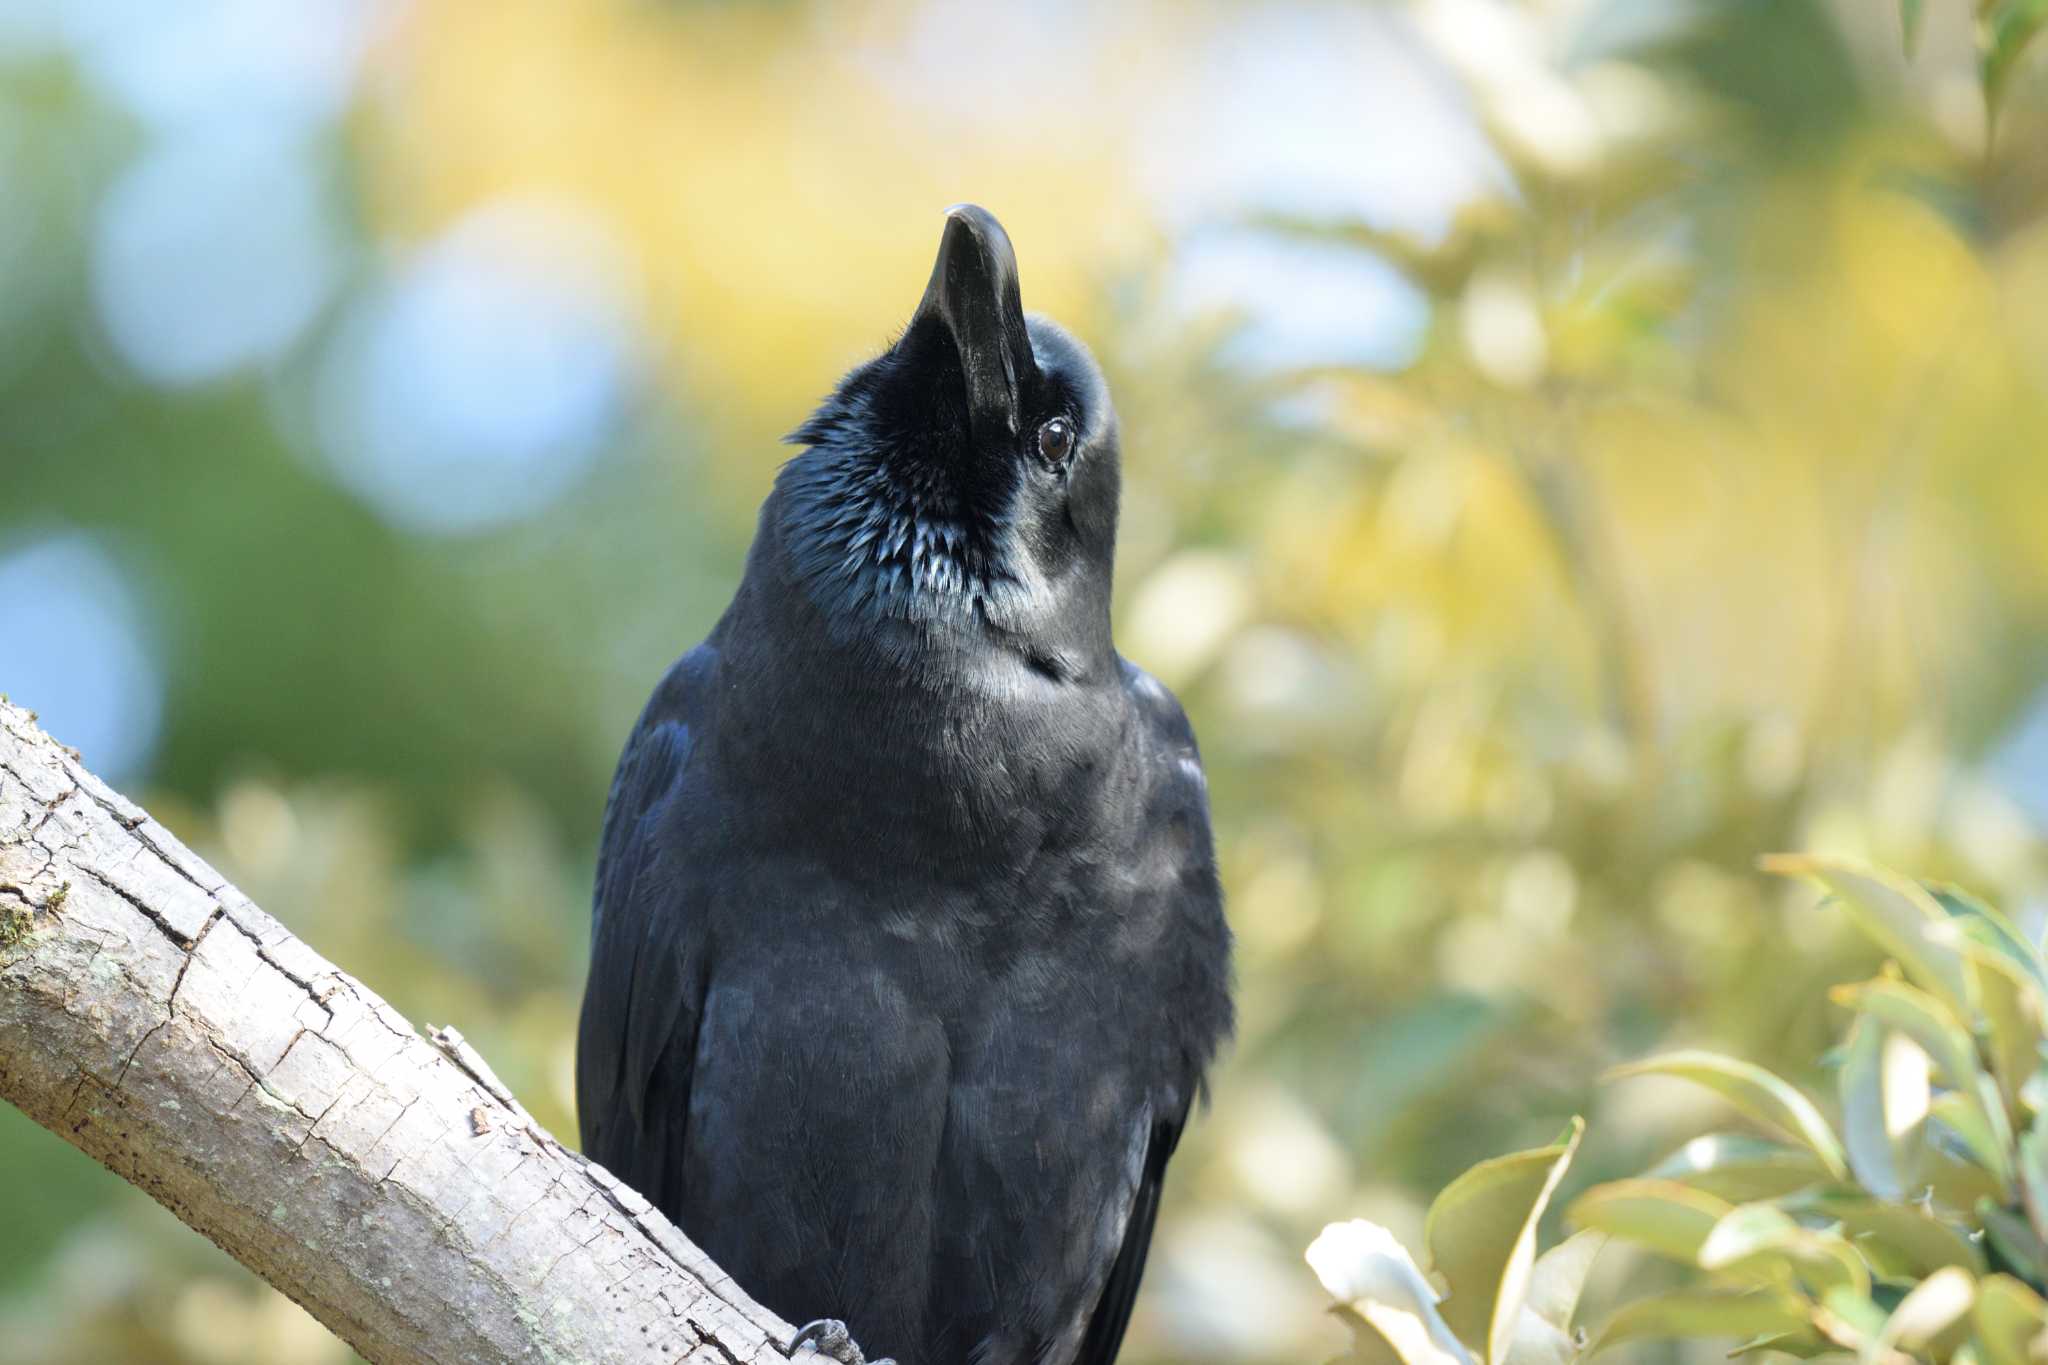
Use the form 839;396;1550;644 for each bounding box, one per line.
779;206;1120;676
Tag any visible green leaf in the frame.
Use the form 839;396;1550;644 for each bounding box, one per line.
1927;884;2047;991
1696;1202;1804;1266
1520;1229;1606;1335
1605;1051;1848;1179
2016;1121;2048;1252
1835;977;2017;1201
1587;1289;1812;1356
1839;1017;1929;1202
1499;1233;1606;1365
1700;1203;1871;1300
1816;1285;1889;1352
1930;882;2048;1112
1832;977;1983;1094
1765;854;1970;1016
2023;1067;2048;1116
1799;1193;1986;1278
1565;1179;1733;1264
1962;943;2042;1114
1862;1266;1976;1364
1973;1273;2048;1365
1977;1200;2048;1284
1931;1089;2017;1195
1499;1304;1578;1365
1902;0;1927;54
1425;1118;1584;1363
1645;1134;1833;1203
1731;1328;1836;1357
1982;0;2048;119
1927;1143;2009;1214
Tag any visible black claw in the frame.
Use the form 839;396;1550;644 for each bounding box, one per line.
788;1318;864;1364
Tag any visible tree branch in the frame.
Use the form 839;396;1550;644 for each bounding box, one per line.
0;698;818;1364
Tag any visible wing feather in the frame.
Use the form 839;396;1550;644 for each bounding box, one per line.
1073;1107;1187;1365
1072;663;1232;1365
576;646;719;1213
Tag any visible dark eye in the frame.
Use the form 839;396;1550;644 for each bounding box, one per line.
1036;416;1075;465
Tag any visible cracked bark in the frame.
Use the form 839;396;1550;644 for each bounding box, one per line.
0;698;828;1365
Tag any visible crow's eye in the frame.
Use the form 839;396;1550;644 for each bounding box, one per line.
1036;416;1075;465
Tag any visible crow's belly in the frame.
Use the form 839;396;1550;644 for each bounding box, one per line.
674;933;1145;1365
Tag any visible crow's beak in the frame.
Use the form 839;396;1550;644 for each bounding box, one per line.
913;204;1036;444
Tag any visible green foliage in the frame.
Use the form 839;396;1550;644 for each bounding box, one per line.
1982;0;2048;116
1308;856;2048;1362
0;900;31;950
1425;1119;1587;1362
1900;0;2048;122
1314;1123;1596;1365
1903;0;1929;55
1605;1052;1849;1182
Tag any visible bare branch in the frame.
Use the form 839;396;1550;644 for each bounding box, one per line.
0;698;815;1365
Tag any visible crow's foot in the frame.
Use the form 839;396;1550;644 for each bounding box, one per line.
788;1318;894;1365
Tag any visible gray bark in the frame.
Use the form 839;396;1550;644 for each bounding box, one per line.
0;698;824;1365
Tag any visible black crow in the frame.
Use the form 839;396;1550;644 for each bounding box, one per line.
576;205;1233;1365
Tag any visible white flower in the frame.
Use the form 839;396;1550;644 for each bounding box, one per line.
1306;1220;1476;1365
1308;1220;1440;1306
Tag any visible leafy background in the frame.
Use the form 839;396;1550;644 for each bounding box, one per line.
5;0;2048;1361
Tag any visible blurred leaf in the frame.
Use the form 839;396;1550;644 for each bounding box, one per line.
1927;1144;2011;1214
1977;1200;2048;1284
1982;0;2048;116
1840;1017;1929;1202
1588;1288;1813;1356
1520;1229;1606;1336
1901;0;1927;54
1700;1203;1871;1299
1499;1327;1574;1365
1424;1117;1584;1363
1926;886;2046;991
1498;1303;1577;1365
1970;952;2041;1117
2017;1123;2048;1253
1972;1273;2048;1365
1800;1193;1986;1278
1646;1134;1832;1203
1566;1180;1733;1264
1816;1284;1889;1352
1247;212;1490;301
1731;1328;1838;1357
1831;978;1984;1097
1931;1090;2018;1196
1861;1266;1976;1363
1606;1051;1848;1178
1930;886;2048;1114
1765;855;1970;1019
1501;1231;1607;1365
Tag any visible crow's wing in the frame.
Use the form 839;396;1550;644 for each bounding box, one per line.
576;645;719;1212
1073;1105;1188;1365
1074;662;1230;1365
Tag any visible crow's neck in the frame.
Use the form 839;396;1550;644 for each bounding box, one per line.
772;441;1025;629
709;457;1123;873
